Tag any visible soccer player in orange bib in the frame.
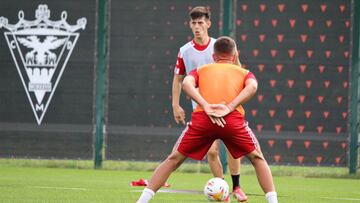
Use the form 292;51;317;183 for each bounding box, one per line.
137;36;278;203
172;6;246;201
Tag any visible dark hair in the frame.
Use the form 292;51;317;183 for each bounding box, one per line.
214;36;236;55
189;6;211;20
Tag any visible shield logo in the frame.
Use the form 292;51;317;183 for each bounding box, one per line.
0;5;87;124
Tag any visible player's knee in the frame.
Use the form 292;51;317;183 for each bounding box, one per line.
207;148;219;160
246;149;265;164
166;153;179;163
165;151;186;169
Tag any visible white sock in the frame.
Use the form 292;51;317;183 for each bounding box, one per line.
265;191;278;203
136;188;155;203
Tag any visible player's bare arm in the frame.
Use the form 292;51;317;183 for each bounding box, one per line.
210;78;258;118
172;74;186;125
227;78;257;112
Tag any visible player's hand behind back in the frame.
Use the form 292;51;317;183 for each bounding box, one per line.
203;103;228;127
209;104;231;117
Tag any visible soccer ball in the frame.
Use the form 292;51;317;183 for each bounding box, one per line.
203;177;229;201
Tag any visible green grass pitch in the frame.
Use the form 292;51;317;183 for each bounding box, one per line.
0;164;359;203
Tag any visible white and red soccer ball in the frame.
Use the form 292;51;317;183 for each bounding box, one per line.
203;177;229;201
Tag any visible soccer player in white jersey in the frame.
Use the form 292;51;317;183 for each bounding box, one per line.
171;6;247;201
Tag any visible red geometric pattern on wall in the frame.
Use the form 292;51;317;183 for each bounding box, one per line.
109;1;350;166
236;0;350;166
257;137;348;166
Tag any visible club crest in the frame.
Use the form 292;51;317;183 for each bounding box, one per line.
0;4;87;124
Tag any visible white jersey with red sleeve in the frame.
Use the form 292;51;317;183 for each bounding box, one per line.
174;37;216;109
174;37;216;75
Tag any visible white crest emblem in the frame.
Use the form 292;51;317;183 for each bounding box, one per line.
0;5;87;124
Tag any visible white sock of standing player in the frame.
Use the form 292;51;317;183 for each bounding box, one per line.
265;191;278;203
136;188;155;203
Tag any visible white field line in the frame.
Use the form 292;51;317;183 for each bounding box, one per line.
130;189;202;194
130;190;143;193
320;197;360;201
30;186;87;191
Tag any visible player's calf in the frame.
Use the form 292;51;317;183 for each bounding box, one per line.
245;149;278;203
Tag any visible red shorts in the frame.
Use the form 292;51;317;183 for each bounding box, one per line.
176;111;258;160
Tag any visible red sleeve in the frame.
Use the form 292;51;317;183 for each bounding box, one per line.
244;71;257;84
174;52;186;75
188;69;199;88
